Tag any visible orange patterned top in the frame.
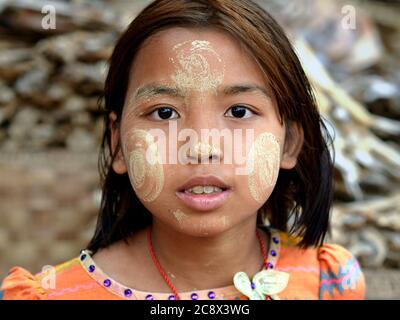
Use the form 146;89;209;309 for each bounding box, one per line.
0;227;366;300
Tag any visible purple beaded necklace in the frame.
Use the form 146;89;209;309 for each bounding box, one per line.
79;227;281;300
147;227;270;300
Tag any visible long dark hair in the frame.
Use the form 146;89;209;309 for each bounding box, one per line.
87;0;334;253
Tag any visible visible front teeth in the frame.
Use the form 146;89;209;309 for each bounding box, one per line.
186;186;224;194
203;186;215;194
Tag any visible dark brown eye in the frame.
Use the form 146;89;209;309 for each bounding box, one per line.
150;107;179;120
225;105;254;119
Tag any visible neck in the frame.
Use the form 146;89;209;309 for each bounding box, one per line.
149;217;269;292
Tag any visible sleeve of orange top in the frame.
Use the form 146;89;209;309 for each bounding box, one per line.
318;244;366;300
0;267;47;300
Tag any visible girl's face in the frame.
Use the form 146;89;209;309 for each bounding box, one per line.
111;27;301;237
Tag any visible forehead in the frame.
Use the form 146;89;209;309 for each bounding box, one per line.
128;27;267;89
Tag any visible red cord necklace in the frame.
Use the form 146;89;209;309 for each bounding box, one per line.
147;227;269;300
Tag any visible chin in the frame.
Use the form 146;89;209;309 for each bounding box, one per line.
170;213;236;237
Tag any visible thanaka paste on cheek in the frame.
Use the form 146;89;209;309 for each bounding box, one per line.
246;132;281;204
126;129;164;202
170;40;225;94
172;209;187;226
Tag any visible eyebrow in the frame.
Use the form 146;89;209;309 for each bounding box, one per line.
130;83;270;104
221;84;270;98
133;83;185;102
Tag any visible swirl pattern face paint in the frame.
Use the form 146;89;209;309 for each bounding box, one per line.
125;129;164;202
170;40;225;93
246;132;281;204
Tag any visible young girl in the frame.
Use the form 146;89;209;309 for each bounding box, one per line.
1;0;365;300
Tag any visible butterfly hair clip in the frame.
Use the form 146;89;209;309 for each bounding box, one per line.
233;270;289;300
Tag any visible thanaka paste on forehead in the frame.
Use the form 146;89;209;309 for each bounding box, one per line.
247;132;281;204
170;40;225;94
124;39;227;121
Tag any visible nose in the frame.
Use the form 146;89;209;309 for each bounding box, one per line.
181;96;225;164
187;140;222;163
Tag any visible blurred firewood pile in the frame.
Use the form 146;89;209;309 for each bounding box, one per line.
263;0;400;269
0;0;399;283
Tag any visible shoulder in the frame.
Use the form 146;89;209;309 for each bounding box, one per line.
273;230;365;300
0;266;47;300
273;230;320;299
318;243;365;300
0;255;112;300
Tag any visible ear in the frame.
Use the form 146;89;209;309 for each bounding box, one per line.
280;122;304;170
109;112;128;174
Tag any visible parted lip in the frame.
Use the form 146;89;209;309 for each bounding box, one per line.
177;175;231;192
